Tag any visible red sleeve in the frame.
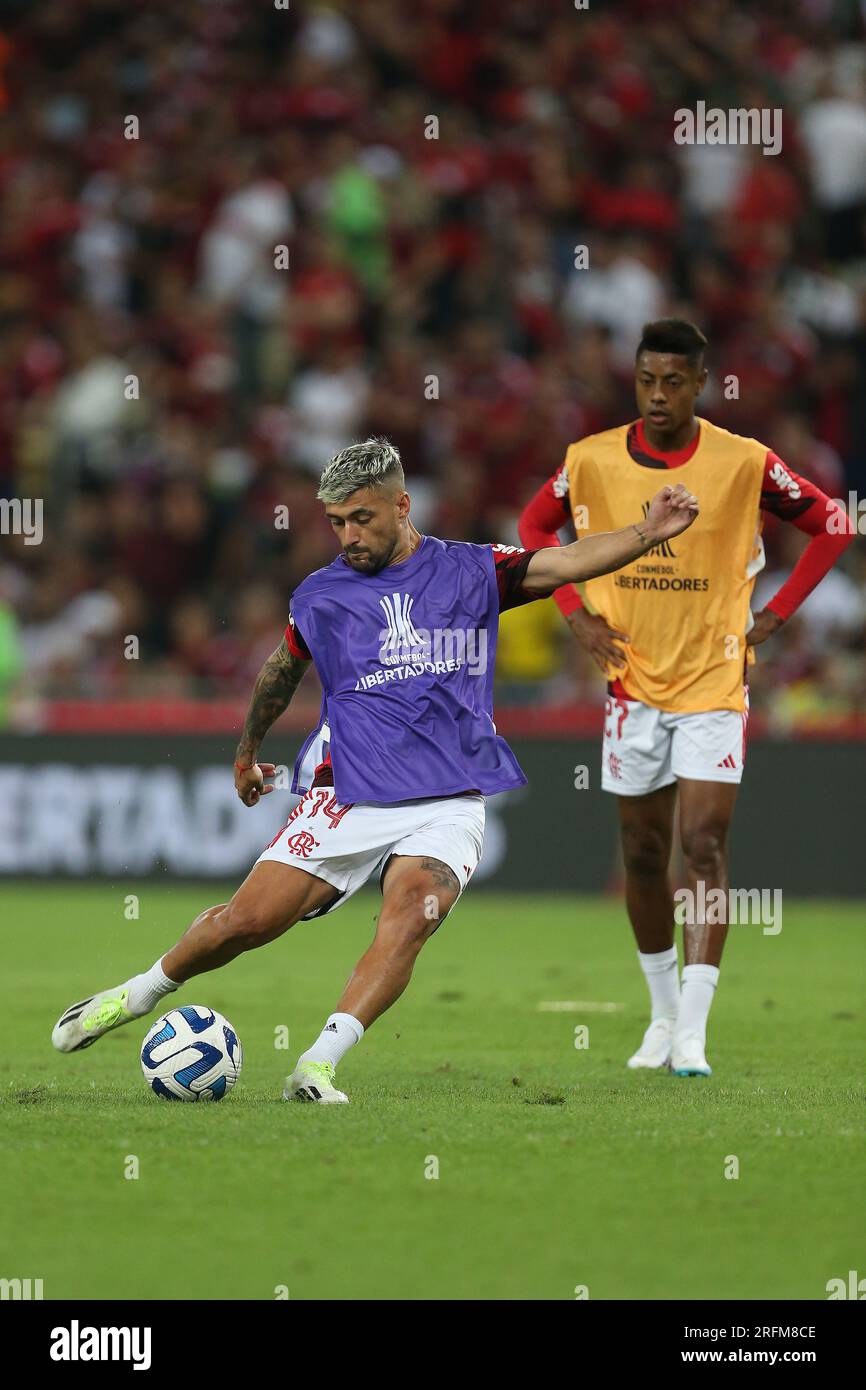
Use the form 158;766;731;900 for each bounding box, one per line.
284;611;312;660
759;452;857;621
489;544;544;612
517;466;584;618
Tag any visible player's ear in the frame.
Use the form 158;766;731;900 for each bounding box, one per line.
396;490;411;520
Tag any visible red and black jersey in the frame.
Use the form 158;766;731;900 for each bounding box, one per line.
489;542;540;611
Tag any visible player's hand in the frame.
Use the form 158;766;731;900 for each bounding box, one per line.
234;760;277;806
746;608;783;647
567;608;629;673
645;483;699;542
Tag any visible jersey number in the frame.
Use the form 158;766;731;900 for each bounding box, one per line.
604;697;629;740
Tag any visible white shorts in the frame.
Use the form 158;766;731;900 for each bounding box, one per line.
256;787;486;918
600;690;749;796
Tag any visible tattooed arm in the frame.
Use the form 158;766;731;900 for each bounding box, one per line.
233;637;309;806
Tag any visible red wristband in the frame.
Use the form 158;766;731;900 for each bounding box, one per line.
234;760;256;772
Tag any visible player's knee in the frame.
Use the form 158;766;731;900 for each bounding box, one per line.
621;826;669;879
215;901;283;951
384;871;458;943
681;824;727;876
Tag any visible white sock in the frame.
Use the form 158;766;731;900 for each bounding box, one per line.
678;964;719;1044
298;1013;364;1070
638;946;680;1021
125;957;180;1017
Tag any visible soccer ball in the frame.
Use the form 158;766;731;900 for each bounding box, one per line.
140;1005;242;1101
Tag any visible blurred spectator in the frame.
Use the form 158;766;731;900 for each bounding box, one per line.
288;339;370;474
800;72;866;261
0;0;862;727
564;235;665;370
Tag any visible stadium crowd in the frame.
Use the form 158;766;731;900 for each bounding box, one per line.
1;0;865;727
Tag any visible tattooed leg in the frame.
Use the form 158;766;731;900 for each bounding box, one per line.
333;855;461;1029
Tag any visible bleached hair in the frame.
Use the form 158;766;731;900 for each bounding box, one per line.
317;437;405;504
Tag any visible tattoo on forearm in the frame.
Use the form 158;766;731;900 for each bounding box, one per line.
236;638;307;762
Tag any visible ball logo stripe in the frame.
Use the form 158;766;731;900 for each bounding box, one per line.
140;1007;242;1101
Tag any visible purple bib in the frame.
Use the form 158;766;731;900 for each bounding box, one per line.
290;536;527;804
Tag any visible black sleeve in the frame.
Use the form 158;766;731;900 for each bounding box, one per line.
284;611;312;660
490;544;541;612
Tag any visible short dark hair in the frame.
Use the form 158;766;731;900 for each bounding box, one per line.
636;319;707;368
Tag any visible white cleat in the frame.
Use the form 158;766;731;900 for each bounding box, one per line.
627;1017;676;1070
670;1031;712;1077
283;1061;349;1104
51;987;135;1053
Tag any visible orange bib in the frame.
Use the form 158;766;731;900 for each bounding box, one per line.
565;419;766;713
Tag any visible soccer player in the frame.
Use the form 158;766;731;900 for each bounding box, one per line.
519;318;857;1077
52;438;697;1102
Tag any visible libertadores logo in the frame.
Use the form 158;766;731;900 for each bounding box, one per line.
372;591;488;678
379;592;427;664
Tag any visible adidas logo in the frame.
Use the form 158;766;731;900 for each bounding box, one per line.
324;1022;338;1033
717;754;737;769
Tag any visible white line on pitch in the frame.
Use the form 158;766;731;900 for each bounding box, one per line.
536;1001;624;1013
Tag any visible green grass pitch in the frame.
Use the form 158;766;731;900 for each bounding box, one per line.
1;885;863;1301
